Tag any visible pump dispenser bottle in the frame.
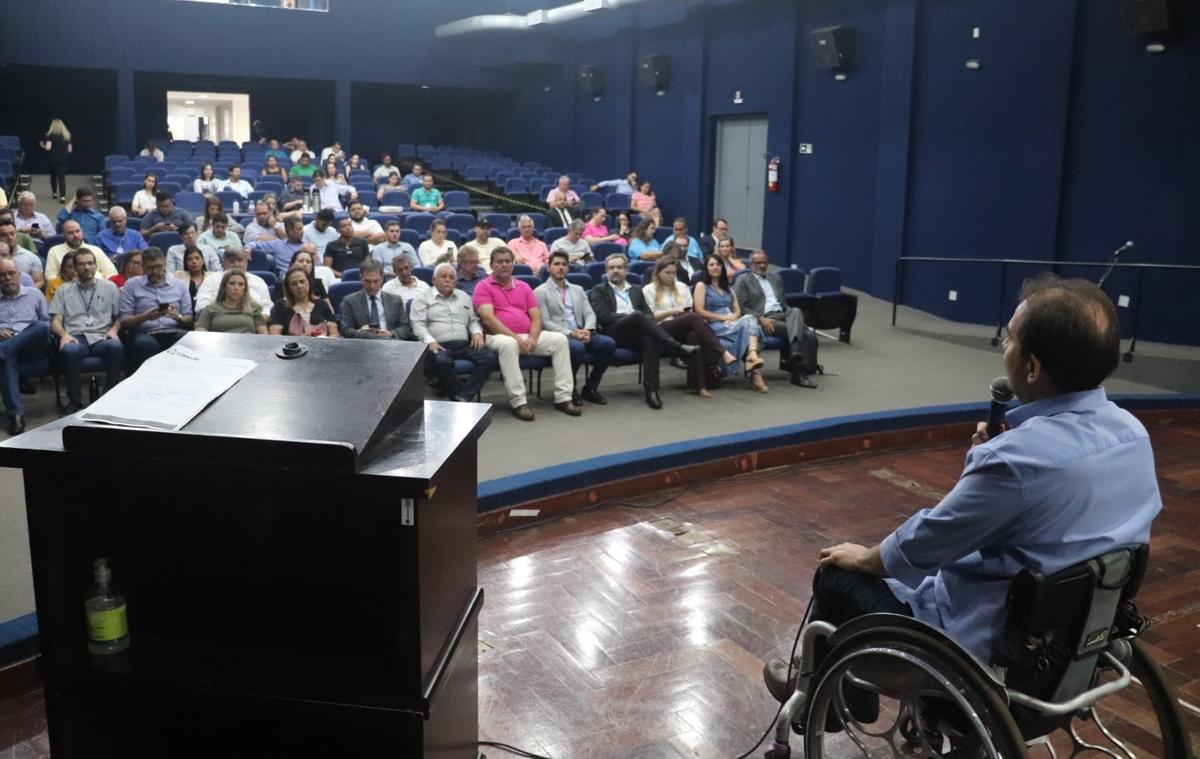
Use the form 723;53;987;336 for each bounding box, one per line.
85;558;130;655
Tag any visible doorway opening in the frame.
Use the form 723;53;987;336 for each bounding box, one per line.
712;115;768;251
166;91;251;143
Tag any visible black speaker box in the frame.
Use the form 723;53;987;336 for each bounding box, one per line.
812;26;854;70
579;64;606;97
638;54;671;91
1119;0;1172;34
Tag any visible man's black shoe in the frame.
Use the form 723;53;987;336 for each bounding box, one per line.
19;379;35;394
61;401;83;415
6;416;26;436
645;390;663;409
581;387;607;405
791;373;817;389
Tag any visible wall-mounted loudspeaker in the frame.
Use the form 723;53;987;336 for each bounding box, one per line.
638;54;671;92
1119;0;1172;34
579;64;606;98
811;26;854;70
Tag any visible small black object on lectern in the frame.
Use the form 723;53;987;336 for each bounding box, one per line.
0;333;492;758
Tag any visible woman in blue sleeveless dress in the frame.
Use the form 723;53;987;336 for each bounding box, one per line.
693;254;769;392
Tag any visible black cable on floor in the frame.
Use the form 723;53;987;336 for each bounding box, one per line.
478;739;552;758
734;594;815;759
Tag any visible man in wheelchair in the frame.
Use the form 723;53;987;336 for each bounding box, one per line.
760;276;1186;756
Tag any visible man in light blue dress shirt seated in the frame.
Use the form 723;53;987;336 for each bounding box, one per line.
95;207;148;261
0;258;51;435
118;248;193;372
763;274;1161;718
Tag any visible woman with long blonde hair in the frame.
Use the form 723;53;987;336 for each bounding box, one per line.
40;119;73;203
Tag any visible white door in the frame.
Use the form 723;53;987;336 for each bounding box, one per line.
713;116;768;250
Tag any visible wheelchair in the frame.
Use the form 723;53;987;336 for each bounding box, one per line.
764;546;1194;757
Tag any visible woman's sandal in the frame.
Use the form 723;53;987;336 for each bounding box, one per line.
744;354;764;373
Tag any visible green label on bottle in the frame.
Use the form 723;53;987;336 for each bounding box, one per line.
87;605;128;643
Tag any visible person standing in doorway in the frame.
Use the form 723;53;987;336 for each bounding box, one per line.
40;119;73;203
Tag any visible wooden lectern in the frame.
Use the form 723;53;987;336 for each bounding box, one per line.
0;333;491;758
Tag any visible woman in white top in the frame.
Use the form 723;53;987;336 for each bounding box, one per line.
131;173;158;216
642;255;736;397
417;219;458;267
194;164;221;195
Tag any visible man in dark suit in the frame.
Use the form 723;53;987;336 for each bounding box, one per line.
698;217;729;258
733;249;818;388
588;253;699;409
546;190;583;228
339;259;413;340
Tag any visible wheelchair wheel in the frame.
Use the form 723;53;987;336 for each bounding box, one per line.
803;625;1025;758
1063;639;1195;758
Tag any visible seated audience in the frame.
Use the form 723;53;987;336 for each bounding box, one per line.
373;154;400;184
96;207;148;261
346;154;365;173
45;220;115;281
140;191;193;241
287;139;316;163
376;172;404;202
194;270;268;335
13;192;54;240
402;162;425;192
44;250;75;304
699;217;729;257
139;141;164;162
472;246;580;421
194;164;221;195
324;217;370;277
118;247;193;370
290;247;333;299
130;173;158;216
200;195;244;236
57;188;107;244
303;209;339;258
663;240;698;282
546;190;582;228
195;247;271;311
243;202;284;245
49;248;124;413
261;155;287;179
694;253;767;393
288;153;317;179
269;266;339;337
167;223;222;273
0;259;51;435
0;211;37;257
588;253;699;410
545;176;580;206
265;139;288;162
382;255;430;305
0;243;37;289
371;220;420;274
735;249;819;388
321;141;346;164
628;217;662;261
466;218;505;273
347;200;384;244
534;251;613;405
278;175;309;216
583;207;624;248
613;212;634;246
410;174;444;213
591;170;638;196
644;254;736;398
631;180;658;216
411;263;498;402
664;217;703;265
549;219;593;265
174;247;217;314
418;219;458;267
197;212;243;257
717;236;746;275
249;216;306;277
0;220;46;289
454;246;489;295
220;165;253;198
339;260;413;340
110;250;143;289
509;215;549;271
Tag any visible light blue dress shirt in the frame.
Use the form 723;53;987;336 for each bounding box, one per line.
880;388;1161;663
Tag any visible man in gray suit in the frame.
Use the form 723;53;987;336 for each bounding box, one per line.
733;249;818;388
339;259;414;340
534;250;614;405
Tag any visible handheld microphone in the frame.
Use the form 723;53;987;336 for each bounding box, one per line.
1098;240;1133;289
1114;240;1134;256
986;376;1013;440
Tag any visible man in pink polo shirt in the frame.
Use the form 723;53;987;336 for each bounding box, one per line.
472;245;580;421
508;215;549;272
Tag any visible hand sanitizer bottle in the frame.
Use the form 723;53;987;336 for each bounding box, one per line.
86;558;130;655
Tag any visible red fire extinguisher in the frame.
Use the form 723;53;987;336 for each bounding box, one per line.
767;156;780;193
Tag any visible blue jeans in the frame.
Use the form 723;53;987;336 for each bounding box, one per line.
60;337;125;405
127;331;185;373
567;333;616;392
0;322;50;417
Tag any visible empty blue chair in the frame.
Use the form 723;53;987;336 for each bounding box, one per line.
113;181;142;205
248;247;273;273
580;192;605;210
400;229;420;248
463;166;486;183
250;270;278;290
591;242;624;260
777;267;807;304
502;177;528;197
412;267;434;286
653;227;673;244
351;182;374;196
106;167;135;187
105;154;130;171
444;213;475;235
515;274;542;290
248;191;270;204
404;213;437;236
505;228;522;242
806;267;842;295
328;281;361;313
164;173;194;185
342;268;361;282
443;191;470;212
512;265;534;277
417;144;436;159
625;272;642;286
543;227;567;248
158;181;182;196
144;165;172;179
174;191;206;214
148;231;182;250
380;190;409;207
803;266;856;342
630;260;656;279
586;261;607;285
395;143;416;158
482;213;511;232
566;273;593;289
215;190;245;211
605;193;631;211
